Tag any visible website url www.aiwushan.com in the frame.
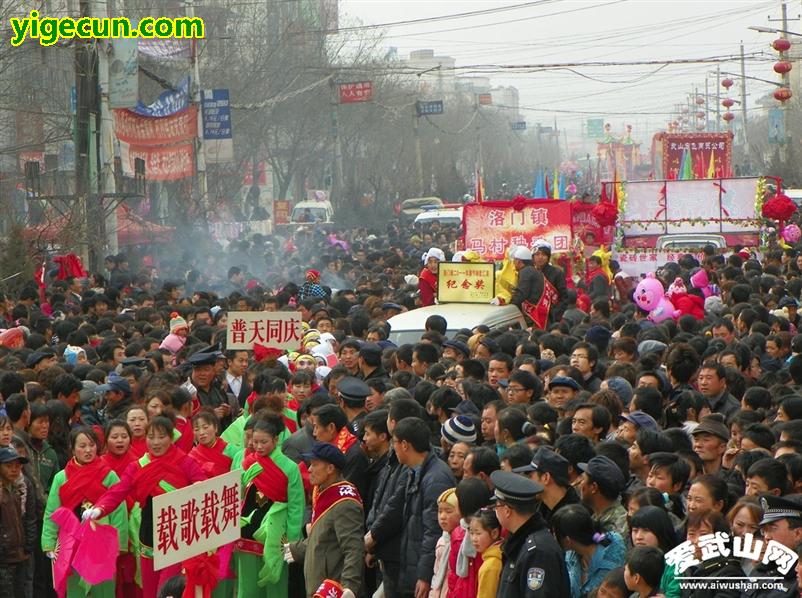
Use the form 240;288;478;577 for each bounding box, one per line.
10;11;205;46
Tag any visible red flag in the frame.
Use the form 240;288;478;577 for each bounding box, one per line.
475;169;484;203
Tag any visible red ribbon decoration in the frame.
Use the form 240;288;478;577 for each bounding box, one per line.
182;551;220;598
713;182;730;217
253;343;283;363
652;183;667;220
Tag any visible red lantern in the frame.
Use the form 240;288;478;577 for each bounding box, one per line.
722;78;734;89
591;200;618;227
681;106;689;113
722;112;735;122
722;98;734;108
762;190;797;222
696;111;705;119
695;97;705;105
774;87;793;103
774;61;793;74
773;38;792;52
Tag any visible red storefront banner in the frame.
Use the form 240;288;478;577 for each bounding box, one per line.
113;106;198;145
338;81;373;104
120;141;195;181
653;132;732;180
571;202;614;246
462;200;574;261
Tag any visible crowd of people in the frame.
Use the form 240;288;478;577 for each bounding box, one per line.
1;219;802;598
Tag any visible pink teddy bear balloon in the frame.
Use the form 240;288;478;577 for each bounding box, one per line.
634;273;678;323
782;224;801;245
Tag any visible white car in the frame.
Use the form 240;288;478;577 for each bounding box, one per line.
414;208;463;228
387;303;525;346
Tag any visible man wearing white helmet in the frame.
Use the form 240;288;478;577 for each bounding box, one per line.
509;246;546;326
418;247;446;307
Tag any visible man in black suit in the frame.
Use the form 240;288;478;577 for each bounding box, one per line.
224;349;251;408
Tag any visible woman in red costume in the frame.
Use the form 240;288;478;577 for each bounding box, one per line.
87;415;207;598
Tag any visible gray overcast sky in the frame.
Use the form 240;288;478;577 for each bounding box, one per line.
338;0;791;150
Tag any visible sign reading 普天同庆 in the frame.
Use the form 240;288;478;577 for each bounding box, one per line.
437;263;495;304
226;311;303;352
152;470;241;570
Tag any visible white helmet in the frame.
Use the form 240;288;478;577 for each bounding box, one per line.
510;246;533;261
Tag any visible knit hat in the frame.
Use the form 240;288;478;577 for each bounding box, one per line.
666;277;687;298
0;327;25;348
441;415;477;445
437;487;459;507
169;312;188;334
63;345;86;366
605;376;634;405
306;269;321;283
404;274;419;286
690;269;709;289
704;295;724;316
423;248;446;264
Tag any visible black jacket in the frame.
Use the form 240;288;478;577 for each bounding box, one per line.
367;449;406;564
741;561;799;598
497;512;570;598
370;451;455;595
682;556;744;598
511;265;545;309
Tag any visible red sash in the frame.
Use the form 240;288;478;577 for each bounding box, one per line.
130;436;147;459
311;481;362;527
189;439;232;478
59;458;112;511
241;452;289;503
522;277;559;330
335;427;357;454
174;417;194;454
101;450;135;478
131;446;192;505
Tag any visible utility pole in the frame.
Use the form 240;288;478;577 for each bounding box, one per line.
740;43;749;160
186;0;208;217
781;3;789;160
716;66;721;132
413;107;425;196
76;0;102;271
329;79;344;206
704;79;709;131
96;0;117;256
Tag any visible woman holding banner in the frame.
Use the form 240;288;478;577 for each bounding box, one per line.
42;426;129;598
236;412;305;598
85;416;206;598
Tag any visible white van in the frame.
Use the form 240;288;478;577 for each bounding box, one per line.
290;200;333;224
387;303;526;346
414;208;463;228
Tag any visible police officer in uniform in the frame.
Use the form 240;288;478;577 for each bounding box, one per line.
491;470;570;598
336;376;371;435
741;495;802;598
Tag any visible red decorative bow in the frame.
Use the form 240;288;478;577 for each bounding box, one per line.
182;552;220;598
253;343;283;363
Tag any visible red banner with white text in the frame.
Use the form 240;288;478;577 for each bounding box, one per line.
462;200;574;261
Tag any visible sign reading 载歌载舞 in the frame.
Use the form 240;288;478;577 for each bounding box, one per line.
152;471;241;571
226;311;303;352
437;263;495;303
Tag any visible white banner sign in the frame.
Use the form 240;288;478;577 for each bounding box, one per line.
226;311;303;352
152;470;241;571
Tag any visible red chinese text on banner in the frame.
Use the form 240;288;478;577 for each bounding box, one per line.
152;470;241;571
113;106;198;145
338;81;373;104
120;141;195;181
462;199;574;262
226;311;303;352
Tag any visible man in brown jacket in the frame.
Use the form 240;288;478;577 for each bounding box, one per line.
286;442;364;597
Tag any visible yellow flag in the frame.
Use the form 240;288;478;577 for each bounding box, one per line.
707;151;716;179
495;249;518;304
